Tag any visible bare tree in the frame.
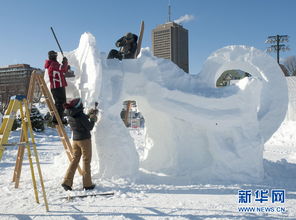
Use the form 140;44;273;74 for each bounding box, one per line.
284;56;296;76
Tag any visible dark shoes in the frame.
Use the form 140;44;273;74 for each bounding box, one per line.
62;183;96;191
61;183;72;191
84;184;96;191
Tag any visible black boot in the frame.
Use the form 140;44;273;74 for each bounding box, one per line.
62;183;72;191
84;184;96;190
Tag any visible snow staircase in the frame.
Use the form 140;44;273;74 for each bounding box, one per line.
0;95;49;211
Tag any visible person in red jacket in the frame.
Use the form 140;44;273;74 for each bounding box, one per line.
44;50;68;124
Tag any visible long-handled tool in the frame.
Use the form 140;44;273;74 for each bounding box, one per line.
50;27;74;76
50;27;65;57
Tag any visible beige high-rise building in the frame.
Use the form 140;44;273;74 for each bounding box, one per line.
152;22;189;73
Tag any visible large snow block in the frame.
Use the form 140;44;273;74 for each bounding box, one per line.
65;33;287;183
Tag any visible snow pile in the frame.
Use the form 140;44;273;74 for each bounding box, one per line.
62;32;288;183
285;77;296;121
264;77;296;163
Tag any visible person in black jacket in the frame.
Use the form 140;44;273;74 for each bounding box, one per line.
61;98;98;191
107;32;138;60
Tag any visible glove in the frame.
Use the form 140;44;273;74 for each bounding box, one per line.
116;37;126;47
87;108;98;116
115;42;121;47
62;57;68;64
89;114;98;123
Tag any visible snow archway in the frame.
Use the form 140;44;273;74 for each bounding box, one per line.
63;33;288;183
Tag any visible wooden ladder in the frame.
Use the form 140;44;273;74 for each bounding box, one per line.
0;95;49;211
12;70;82;189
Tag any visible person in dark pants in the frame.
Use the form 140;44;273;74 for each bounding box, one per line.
62;98;98;191
107;32;138;60
44;50;68;124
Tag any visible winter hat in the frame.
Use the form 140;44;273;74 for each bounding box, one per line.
48;50;57;56
125;32;133;40
64;98;82;109
48;50;57;60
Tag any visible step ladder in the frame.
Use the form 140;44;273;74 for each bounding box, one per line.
12;70;82;190
0;95;49;211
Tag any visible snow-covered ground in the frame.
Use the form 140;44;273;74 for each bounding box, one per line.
1;33;296;219
0;122;296;219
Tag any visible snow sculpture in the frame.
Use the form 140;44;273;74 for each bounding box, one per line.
64;33;288;183
285;77;296;121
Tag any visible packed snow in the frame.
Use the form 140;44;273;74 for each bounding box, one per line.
1;32;296;219
285;77;296;121
64;33;288;183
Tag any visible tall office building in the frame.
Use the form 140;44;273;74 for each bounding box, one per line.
152;22;189;73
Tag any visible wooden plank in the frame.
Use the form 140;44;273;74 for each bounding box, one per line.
135;21;144;58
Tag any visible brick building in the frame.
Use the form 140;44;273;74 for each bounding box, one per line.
0;64;41;111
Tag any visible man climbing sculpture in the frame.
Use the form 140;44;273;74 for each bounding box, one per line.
107;32;138;60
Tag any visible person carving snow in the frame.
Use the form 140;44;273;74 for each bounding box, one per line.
107;32;138;60
44;50;68;124
61;98;98;191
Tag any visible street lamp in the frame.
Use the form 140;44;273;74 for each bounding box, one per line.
265;35;290;64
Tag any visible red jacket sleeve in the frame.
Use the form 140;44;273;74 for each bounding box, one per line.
44;60;52;69
60;61;68;73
